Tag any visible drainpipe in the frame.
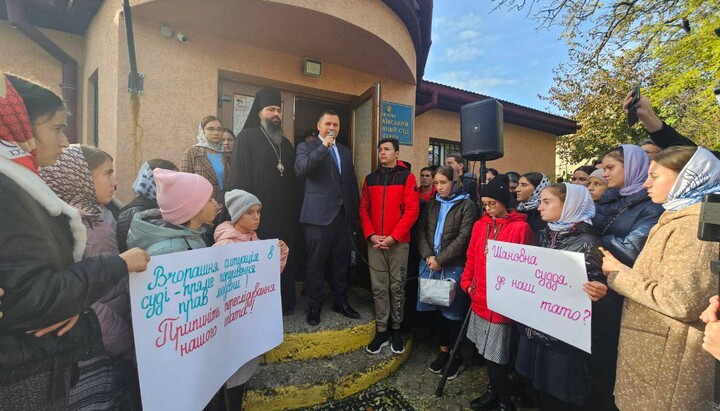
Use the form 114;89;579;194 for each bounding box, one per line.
6;0;79;143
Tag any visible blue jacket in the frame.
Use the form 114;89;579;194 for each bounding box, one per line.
127;209;207;256
592;188;664;267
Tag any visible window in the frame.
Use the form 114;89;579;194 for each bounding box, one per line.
428;139;461;166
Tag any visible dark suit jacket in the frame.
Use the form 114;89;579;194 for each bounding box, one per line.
295;138;359;227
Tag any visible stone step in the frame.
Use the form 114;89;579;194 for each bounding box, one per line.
263;287;376;364
246;336;414;411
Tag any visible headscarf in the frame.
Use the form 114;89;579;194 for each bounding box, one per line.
39;144;102;220
132;161;158;201
664;147;720;211
195;123;224;152
619;144;650;197
547;183;596;232
516;174;550;211
241;87;282;131
0;75;38;172
589;168;606;183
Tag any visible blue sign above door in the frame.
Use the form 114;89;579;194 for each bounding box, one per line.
381;101;413;145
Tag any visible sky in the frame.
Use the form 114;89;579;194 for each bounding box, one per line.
424;1;570;115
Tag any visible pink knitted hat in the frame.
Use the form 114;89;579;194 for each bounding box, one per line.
153;168;213;225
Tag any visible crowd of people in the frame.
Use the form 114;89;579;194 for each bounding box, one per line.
1;72;720;411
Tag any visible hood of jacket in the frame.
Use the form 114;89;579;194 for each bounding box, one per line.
127;208;205;250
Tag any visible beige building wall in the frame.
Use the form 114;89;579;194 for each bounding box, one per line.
96;1;418;201
0;21;85;136
415;109;557;178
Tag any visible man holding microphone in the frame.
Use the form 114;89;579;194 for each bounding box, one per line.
295;110;360;326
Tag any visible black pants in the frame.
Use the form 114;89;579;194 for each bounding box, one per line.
303;208;351;307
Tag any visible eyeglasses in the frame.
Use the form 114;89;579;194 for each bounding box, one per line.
481;201;498;208
205;127;223;133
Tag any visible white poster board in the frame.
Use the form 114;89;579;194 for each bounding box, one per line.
129;240;283;411
486;240;592;353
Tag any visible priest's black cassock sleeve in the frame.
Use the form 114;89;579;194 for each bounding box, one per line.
226;126;299;310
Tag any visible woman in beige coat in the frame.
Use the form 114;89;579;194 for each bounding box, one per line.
602;146;720;411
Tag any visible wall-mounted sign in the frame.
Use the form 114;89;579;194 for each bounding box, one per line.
381;101;413;145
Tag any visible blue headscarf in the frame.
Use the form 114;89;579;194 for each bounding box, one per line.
547;183;595;232
664;147;720;211
132;162;158;201
619;144;650;197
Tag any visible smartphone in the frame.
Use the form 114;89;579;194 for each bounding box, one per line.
627;86;640;126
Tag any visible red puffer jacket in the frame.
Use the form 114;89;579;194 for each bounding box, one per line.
460;211;533;324
359;161;419;243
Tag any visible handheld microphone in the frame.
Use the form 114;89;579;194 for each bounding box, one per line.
327;130;336;138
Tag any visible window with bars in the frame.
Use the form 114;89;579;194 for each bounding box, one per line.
428;139;461;166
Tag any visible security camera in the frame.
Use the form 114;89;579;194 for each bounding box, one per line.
176;32;189;44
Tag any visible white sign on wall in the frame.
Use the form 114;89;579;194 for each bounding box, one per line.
129;240;283;410
486;240;592;353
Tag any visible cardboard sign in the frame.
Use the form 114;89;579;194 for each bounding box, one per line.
486;240;592;353
129;240;283;410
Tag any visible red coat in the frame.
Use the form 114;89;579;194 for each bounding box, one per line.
359;161;419;243
460;211;533;324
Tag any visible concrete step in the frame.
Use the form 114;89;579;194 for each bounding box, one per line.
263;287;376;364
245;335;414;411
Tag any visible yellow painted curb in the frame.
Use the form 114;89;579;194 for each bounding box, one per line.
262;321;376;364
245;338;414;411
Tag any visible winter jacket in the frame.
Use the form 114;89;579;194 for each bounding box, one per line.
593;188;663;267
609;204;716;411
461;173;478;202
0;157;127;384
416;195;478;267
460;211;533;324
116;195;156;253
80;210;133;358
214;221;289;272
359;161;419;243
518;208;546;233
126;209;207;256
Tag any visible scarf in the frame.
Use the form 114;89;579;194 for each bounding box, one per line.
132;161;158;201
619;144;650;197
547;183;596;232
664;147;720;211
39;145;102;220
517;174;550;211
0;75;38;173
433;188;469;254
195;123;224;152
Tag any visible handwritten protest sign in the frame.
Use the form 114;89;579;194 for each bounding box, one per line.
129;240;283;411
486;240;592;353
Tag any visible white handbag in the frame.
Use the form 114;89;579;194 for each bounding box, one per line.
419;269;457;307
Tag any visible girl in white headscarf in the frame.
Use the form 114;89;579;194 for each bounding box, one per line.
516;183;607;410
603;146;720;411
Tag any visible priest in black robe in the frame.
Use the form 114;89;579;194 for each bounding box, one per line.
226;87;298;315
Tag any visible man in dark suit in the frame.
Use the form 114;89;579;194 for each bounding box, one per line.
295;109;360;326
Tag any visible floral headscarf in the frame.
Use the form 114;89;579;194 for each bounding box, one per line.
517;174;550;211
39;145;102;220
0;75;38;172
547;183;596;232
132;162;158;201
664;147;720;211
195;123;224;152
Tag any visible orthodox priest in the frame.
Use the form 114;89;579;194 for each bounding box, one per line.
226;87;297;315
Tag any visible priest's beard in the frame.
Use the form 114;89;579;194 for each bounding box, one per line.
261;118;283;145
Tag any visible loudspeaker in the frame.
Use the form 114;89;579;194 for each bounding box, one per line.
461;99;504;161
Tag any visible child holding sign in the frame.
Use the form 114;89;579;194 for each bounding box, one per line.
460;175;532;411
213;189;289;409
515;183;607;411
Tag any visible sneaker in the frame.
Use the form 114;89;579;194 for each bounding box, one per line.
445;357;465;381
390;329;405;354
366;331;389;354
429;351;450;374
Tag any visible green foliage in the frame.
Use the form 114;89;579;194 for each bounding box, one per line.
495;0;720;162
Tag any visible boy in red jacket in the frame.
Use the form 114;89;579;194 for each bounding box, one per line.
359;138;420;355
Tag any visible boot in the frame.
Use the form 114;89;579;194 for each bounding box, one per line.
469;383;498;410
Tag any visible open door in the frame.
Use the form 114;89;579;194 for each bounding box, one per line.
350;82;381;180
